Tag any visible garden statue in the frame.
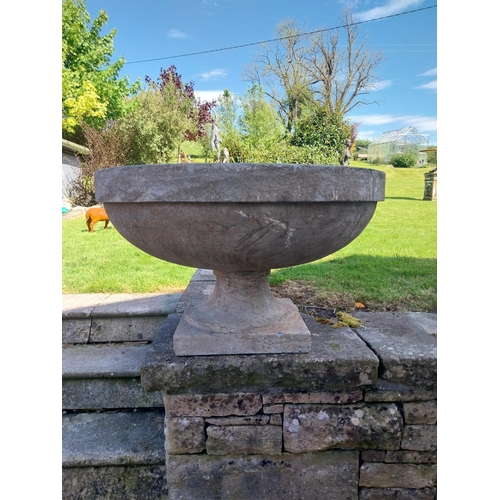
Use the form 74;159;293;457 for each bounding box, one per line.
223;147;229;163
342;139;352;166
210;113;222;162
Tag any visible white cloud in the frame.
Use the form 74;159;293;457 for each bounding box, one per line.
167;29;189;39
419;67;437;77
354;0;424;22
348;113;437;132
415;80;437;91
198;69;228;81
194;90;224;102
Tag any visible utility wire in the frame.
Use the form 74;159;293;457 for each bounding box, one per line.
124;5;436;65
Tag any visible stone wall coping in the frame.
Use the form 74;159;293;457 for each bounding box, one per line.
62;292;182;319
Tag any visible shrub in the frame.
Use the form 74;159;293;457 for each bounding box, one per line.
390;151;418;168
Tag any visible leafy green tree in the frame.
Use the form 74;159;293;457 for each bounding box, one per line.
292;106;350;162
117;66;216;164
62;0;141;136
238;83;285;149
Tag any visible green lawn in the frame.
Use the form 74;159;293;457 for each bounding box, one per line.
62;162;436;312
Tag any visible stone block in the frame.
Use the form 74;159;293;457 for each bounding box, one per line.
269;414;282;425
62;411;165;467
166;451;359;500
359;487;437;499
354;312;437;390
206;415;270;426
403;401;437;424
163;392;262;417
364;380;437;403
283;403;403;453
63;378;163;410
385;451;437;464
62;318;91;343
362;450;386;462
262;389;363;405
401;425;437;451
263;404;283;413
141;313;379;394
206;425;282;456
165;417;206;454
359;463;437;489
90;316;167;342
62;465;168;500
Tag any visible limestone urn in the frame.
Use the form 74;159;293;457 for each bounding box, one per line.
95;163;385;356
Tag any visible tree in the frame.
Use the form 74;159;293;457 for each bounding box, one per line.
243;20;316;133
238;84;285;149
62;0;141;136
304;9;384;114
292;106;350;162
245;9;384;126
117;66;216;164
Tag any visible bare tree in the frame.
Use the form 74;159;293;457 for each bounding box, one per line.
243;19;315;132
244;9;384;126
305;9;385;114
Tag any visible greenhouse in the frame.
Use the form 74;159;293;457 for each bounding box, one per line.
367;126;429;165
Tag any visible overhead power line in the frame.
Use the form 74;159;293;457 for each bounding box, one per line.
124;5;436;66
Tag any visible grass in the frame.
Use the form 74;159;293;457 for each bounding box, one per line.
62;162;436;312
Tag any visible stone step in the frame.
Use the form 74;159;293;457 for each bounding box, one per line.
63;344;163;410
62;409;168;500
62;292;182;343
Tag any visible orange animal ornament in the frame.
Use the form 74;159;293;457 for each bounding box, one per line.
86;207;111;232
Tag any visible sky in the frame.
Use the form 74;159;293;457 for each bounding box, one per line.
82;0;438;145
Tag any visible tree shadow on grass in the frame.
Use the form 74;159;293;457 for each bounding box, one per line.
270;254;437;313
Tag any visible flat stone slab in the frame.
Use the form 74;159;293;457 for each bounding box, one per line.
167;450;359;500
141;312;379;394
63;293;182;318
352;312;437;389
63;344;151;378
62;410;165;467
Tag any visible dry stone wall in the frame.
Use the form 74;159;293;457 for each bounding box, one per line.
140;271;437;499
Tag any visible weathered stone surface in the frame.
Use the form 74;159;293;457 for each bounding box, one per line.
174;281;216;314
354;312;437;389
206;415;270;426
62;293;110;318
63;411;165;466
165;417;206;454
364;380;437;403
283;403;403;453
359;463;437;488
206;425;282;455
166;451;359;500
359;487;437;499
163;392;262;417
385;451;437;464
63;378;163;410
362;450;386;462
90;293;182;317
403;401;437;424
63;344;150;378
262;389;363;405
62;465;168;500
63;318;91;343
401;425;437;451
263;404;283;413
90;316;168;342
269;414;282;425
141;313;379;394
